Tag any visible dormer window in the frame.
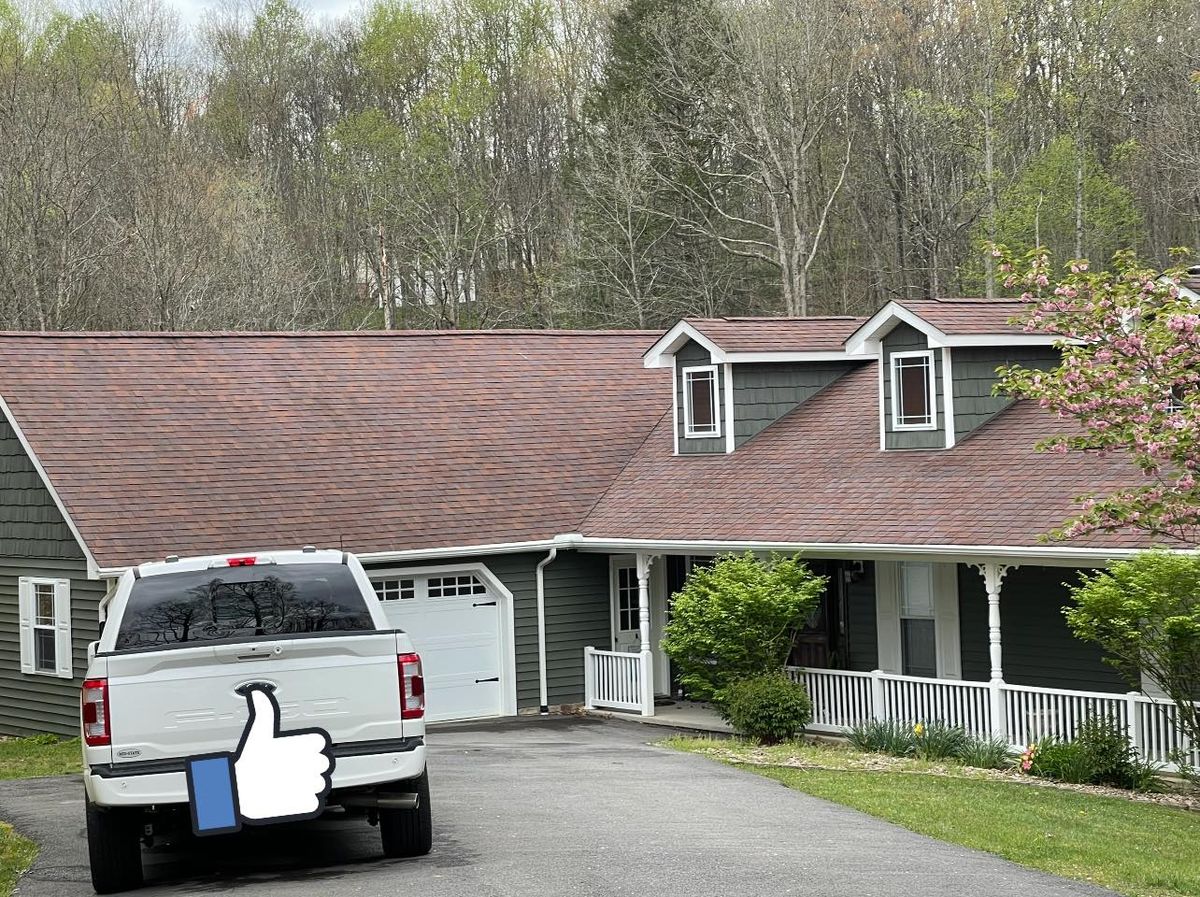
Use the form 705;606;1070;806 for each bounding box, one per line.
890;350;936;430
682;365;720;438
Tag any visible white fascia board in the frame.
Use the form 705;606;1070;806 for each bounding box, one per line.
643;321;726;368
938;333;1068;348
845;302;949;355
0;392;100;579
722;350;874;363
94;530;1187;580
569;536;1179;566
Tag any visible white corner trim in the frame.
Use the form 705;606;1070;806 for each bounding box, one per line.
671;355;680;456
942;347;956;448
643;321;725;368
681;364;722;439
889;349;938;432
876;357;886;451
723;363;735;453
0;392;99;579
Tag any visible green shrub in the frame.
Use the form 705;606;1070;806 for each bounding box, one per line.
661;552;826;701
913;722;969;761
718;673;812;744
1029;738;1095;784
958;736;1012;770
846;719;916;756
1024;719;1162;791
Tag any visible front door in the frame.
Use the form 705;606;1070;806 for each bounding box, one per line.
611;562;641;653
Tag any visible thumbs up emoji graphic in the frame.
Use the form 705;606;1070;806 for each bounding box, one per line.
186;685;334;836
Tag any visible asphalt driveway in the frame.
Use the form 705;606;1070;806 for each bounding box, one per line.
2;716;1115;897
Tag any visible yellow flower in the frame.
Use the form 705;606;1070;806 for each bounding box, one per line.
913;722;925;737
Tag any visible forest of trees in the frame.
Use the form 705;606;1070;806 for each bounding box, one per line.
0;0;1197;331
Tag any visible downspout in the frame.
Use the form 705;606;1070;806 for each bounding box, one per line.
535;548;558;715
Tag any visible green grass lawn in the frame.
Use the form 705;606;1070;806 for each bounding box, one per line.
0;735;81;897
666;738;1200;897
0;735;81;780
0;823;36;897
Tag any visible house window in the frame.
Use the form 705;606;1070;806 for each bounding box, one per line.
18;577;71;679
373;578;415;601
890;350;936;430
616;566;639;632
427;575;487;598
899;563;937;678
682;365;720;438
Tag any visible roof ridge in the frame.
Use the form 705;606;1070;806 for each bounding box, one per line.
0;329;661;339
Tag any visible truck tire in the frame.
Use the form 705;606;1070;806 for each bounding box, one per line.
85;796;144;894
379;769;432;858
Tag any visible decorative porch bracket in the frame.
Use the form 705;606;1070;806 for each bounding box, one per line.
969;561;1017;740
635;552;659;717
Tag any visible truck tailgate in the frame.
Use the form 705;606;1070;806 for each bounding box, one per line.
101;632;403;764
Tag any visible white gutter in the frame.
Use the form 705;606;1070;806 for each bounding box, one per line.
534;548;558;714
95;530;1183;578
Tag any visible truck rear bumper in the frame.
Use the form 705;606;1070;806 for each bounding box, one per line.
85;741;426;808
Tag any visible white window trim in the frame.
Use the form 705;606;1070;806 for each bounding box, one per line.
681;364;721;439
18;577;73;679
890;349;938;432
875;561;960;679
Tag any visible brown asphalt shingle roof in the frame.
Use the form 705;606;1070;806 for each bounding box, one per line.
0;331;668;569
685;317;865;353
580;363;1151;551
898;299;1028;335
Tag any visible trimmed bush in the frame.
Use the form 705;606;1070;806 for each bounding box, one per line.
661;553;825;701
846;719;916;756
718;673;812;744
958;736;1012;770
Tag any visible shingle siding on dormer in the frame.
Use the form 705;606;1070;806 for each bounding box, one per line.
952;346;1060;442
675;339;724;454
732;362;856;447
882;323;945;450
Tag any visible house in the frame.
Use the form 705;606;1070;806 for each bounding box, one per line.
0;304;1192;761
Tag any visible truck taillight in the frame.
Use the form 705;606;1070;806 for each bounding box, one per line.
398;653;425;720
81;678;110;746
227;556;257;567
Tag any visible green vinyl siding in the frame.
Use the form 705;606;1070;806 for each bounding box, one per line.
882;324;945;450
0;413;102;735
732;362;855;446
675;340;725;455
845;561;878;672
952;347;1060;441
365;550;610;709
957;564;1126;693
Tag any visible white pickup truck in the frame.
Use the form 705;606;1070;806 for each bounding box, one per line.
80;548;431;893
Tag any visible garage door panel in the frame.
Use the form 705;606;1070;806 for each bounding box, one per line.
376;575;506;723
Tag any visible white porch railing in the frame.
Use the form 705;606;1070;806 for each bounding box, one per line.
584;647;654;716
788;667;1199;771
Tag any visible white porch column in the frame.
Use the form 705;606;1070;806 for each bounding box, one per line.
971;562;1016;740
636;553;658;716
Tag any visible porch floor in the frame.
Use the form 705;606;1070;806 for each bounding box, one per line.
585;700;733;735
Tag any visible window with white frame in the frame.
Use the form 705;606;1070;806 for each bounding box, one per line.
616;566;639;632
18;577;72;679
682;365;720;438
899;563;937;678
890;350;937;430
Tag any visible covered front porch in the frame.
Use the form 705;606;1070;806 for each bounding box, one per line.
580;550;1199;770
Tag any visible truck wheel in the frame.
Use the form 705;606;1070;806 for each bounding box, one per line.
379;769;432;858
85;796;144;893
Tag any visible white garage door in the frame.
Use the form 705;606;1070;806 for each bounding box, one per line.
372;572;505;722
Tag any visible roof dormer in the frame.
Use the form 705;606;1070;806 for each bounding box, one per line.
844;299;1063;450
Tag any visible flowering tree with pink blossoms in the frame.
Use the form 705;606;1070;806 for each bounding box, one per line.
995;247;1199;547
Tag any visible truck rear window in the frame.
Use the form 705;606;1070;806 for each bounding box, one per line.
114;563;375;651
